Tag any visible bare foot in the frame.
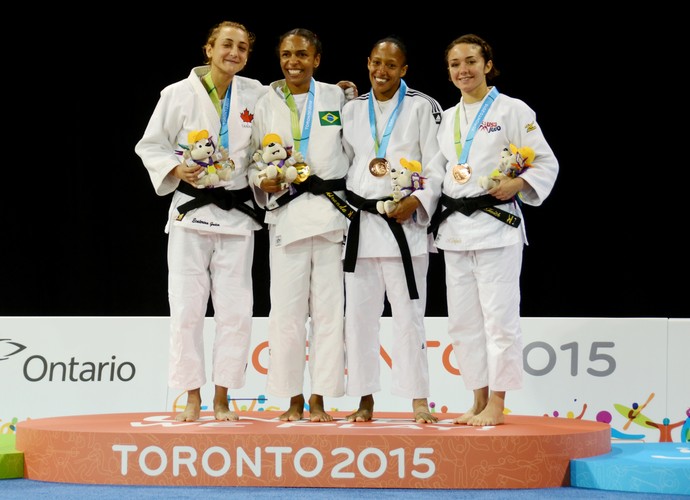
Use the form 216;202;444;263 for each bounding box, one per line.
175;388;201;422
214;407;239;421
212;385;238;421
346;394;374;422
467;398;505;426
453;387;489;424
214;400;239;421
453;414;470;424
308;394;333;422
413;398;438;424
279;395;305;421
453;403;484;425
175;405;200;422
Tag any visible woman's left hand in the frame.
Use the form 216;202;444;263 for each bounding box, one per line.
336;80;358;101
388;196;419;224
489;176;525;201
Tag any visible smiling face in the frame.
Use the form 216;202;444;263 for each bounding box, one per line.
446;42;492;103
279;34;320;94
205;26;250;78
367;41;408;102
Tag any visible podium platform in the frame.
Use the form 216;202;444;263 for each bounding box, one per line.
15;411;610;489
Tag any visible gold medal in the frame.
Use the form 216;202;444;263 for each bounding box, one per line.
452;163;472;184
293;163;310;184
369;158;390;177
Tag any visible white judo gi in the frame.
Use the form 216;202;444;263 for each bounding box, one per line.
432;88;559;392
248;80;350;399
135;66;267;391
341;86;445;399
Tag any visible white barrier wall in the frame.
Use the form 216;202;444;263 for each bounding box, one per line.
1;317;688;442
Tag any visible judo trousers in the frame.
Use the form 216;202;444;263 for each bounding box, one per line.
167;225;254;391
445;243;524;392
265;232;345;398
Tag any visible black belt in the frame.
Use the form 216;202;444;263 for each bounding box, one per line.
428;193;520;236
176;182;265;226
267;175;354;220
344;190;419;300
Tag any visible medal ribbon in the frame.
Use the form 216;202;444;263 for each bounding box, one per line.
202;72;232;150
219;82;232;149
283;78;315;157
453;86;499;163
369;79;407;157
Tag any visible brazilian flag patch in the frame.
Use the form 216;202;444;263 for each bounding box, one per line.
319;111;341;126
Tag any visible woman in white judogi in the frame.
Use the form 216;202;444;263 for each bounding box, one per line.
341;37;445;423
432;34;558;426
249;28;353;422
135;21;267;422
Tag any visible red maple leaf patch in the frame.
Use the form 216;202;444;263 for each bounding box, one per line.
240;108;254;123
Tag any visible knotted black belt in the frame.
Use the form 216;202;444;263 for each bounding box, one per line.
266;175;354;221
176;182;264;226
344;190;419;300
428;193;520;236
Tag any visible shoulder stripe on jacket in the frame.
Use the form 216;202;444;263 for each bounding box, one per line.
406;89;442;124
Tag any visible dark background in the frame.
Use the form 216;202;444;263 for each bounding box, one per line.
4;11;682;319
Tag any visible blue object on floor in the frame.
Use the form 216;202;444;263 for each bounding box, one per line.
570;442;690;495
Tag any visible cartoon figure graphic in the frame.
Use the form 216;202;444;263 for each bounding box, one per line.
614;392;655;430
645;416;686;443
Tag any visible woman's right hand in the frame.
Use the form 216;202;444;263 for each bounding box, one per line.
173;163;202;186
259;176;286;193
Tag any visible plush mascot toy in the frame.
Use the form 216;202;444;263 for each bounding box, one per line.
478;143;535;190
376;157;425;215
176;129;234;188
252;133;309;191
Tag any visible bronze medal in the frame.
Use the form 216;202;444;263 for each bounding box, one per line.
452;163;472;184
369;158;390;177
